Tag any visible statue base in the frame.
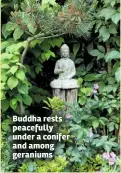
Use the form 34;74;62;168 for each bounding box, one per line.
52;88;78;103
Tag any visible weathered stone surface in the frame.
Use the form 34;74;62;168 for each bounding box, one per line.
50;44;79;89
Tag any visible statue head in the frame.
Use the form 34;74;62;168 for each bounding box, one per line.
60;44;70;58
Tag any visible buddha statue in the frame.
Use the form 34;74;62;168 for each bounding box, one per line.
50;44;79;89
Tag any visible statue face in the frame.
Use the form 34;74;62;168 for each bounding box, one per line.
61;48;69;58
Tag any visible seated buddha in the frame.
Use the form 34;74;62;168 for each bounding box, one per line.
50;44;79;89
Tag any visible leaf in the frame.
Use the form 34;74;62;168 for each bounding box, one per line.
27;22;37;34
81;87;92;95
84;74;96;81
101;136;108;142
5;22;18;31
97;45;105;53
86;62;94;71
115;67;120;82
7;76;19;90
6;43;24;54
55;143;65;155
42;0;56;6
47;50;55;57
0;90;6;100
75;58;83;64
1;2;8;8
34;94;41;103
1;53;13;61
106;141;118;148
111;12;120;24
1;71;7;82
69;125;81;132
2;118;13;132
89;49;101;56
108;122;115;132
7;66;18;74
105;50;120;62
28;162;36;172
30;39;44;48
70;147;81;162
13;26;24;41
113;61;120;73
109;24;117;34
78;97;86;105
73;43;80;56
2;24;12;39
22;95;32;106
18;84;28;95
77;130;83;139
99;7;116;21
49;37;64;47
35;66;42;74
100;117;109;122
2;38;15;51
99;120;105;126
2;64;10;69
15;69;25;81
87;42;93;53
110;0;116;7
77;78;83;85
16;62;25;68
10;98;17;106
1;100;9;112
104;144;110;152
92;120;99;129
99;26;110;42
95;20;102;32
1;82;6;90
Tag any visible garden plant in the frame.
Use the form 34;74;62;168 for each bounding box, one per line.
1;0;120;172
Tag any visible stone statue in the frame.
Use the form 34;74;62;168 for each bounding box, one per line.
50;44;79;89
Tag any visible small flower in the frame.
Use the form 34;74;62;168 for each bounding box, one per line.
103;152;110;160
93;89;98;94
108;157;116;165
94;84;99;90
89;131;93;137
66;113;71;119
88;128;93;137
110;152;116;159
74;137;78;143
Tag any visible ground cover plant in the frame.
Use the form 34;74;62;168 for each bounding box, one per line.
1;0;120;172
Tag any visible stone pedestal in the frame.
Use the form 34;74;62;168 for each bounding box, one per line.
52;88;78;103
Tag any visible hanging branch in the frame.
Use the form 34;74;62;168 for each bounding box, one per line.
106;44;111;73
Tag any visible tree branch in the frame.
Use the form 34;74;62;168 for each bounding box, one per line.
106;44;111;73
19;31;66;114
20;40;30;64
20;32;65;64
37;33;66;40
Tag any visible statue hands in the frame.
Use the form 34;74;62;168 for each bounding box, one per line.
54;68;64;75
59;76;71;80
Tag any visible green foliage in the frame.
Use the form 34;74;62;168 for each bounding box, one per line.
73;154;102;172
1;118;17;172
101;156;120;172
1;0;120;172
1;41;31;112
73;43;80;56
18;156;68;172
43;96;64;111
91;0;120;78
105;50;120;62
3;0;94;40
